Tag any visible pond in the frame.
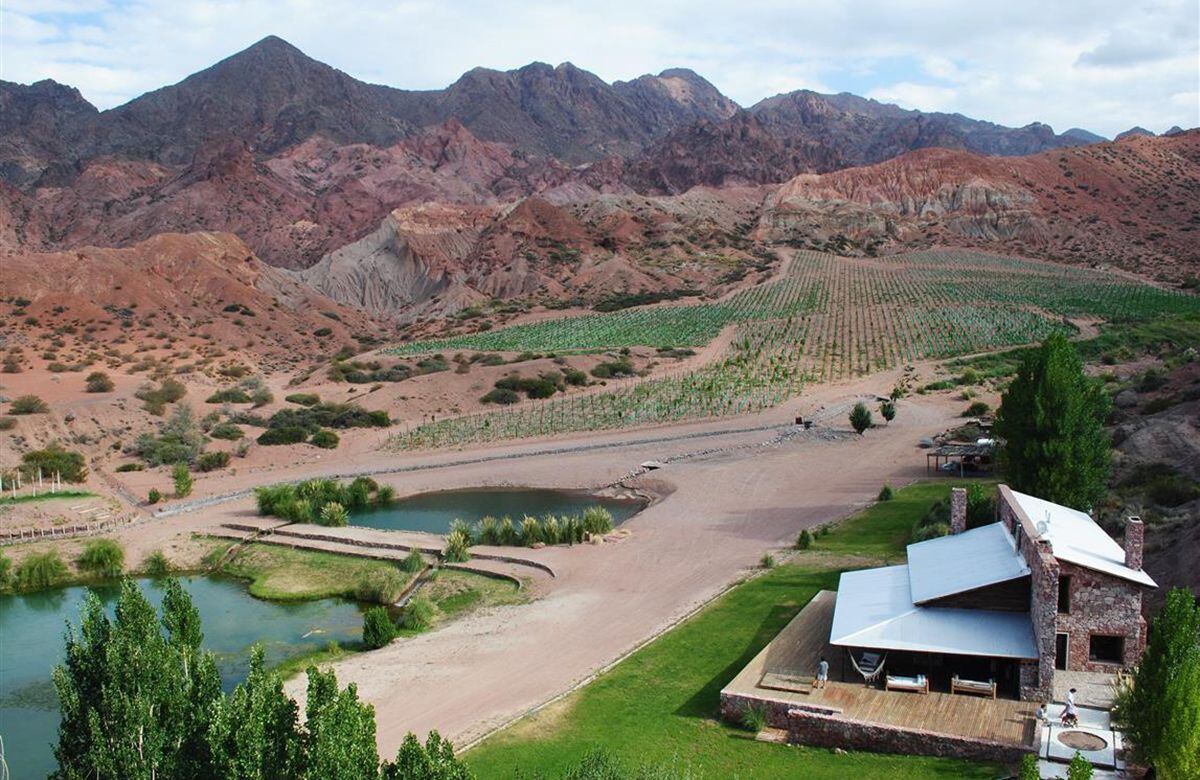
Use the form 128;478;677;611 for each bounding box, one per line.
350;487;647;535
0;576;364;779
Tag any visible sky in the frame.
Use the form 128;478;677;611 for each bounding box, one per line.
2;0;1198;138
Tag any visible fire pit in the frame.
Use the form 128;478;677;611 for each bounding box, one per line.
1057;730;1108;752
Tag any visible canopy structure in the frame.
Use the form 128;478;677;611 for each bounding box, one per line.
830;564;1038;660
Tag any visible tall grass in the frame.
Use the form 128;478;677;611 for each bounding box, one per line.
77;539;125;578
254;476;395;524
462;506;615;549
15;551;68;591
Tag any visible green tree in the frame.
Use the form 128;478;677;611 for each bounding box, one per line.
382;732;471;780
1114;587;1200;780
1018;753;1040;780
301;666;379;780
1067;751;1094;780
174;463;194;498
206;646;301;780
994;332;1111;510
363;606;398;649
849;402;873;435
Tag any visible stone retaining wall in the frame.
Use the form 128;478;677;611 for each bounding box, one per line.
786;708;1031;765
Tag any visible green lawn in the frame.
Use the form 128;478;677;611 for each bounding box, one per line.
465;480;1001;779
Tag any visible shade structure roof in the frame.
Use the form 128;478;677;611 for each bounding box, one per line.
907;522;1030;604
830;564;1039;660
1010;490;1157;588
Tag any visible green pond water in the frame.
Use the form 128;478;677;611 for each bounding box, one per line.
350;488;646;534
0;576;364;779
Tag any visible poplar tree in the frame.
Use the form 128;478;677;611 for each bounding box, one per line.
1114;588;1200;780
994;332;1111;510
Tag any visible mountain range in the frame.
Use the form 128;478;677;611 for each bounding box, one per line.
2;35;1196;343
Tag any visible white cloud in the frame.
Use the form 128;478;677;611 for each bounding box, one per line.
0;0;1197;137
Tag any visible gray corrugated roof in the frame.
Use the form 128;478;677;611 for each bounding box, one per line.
830;565;1039;659
907;523;1030;604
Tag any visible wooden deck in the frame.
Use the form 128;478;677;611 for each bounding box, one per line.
722;590;1037;747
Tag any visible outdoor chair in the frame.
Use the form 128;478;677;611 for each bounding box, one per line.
950;675;997;698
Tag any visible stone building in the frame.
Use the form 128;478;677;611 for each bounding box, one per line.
829;484;1155;701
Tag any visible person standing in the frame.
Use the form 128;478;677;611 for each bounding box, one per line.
815;656;829;689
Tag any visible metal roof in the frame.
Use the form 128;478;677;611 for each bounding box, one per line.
1010;490;1157;588
907;523;1030;604
830;565;1039;659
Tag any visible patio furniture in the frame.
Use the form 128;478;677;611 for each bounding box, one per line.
849;650;887;685
951;675;997;698
885;674;929;694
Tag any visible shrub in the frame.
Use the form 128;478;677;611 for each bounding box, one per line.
402;549;425;573
143;550;171;576
114;462;144;472
581;506;614;537
133;405;204;466
265;402;389;433
963;401;991;417
9;394;49;414
147;488;162;505
591;359;635;379
255;478;391;523
208;422;244;440
760;553;775;569
318;501;350;527
206;388;251;404
85;372;115;393
21;444;88;483
355;568;406;604
196;451;230;472
520;516;542;546
849;402;873;434
878;484;895;501
912;522;950;542
402;595;434;630
285;392;321;406
740;703;767;733
481;387;520;405
564;368;588;386
172;463;193;498
136;379;186;414
15;551;68;591
1067;752;1094;780
257;426;307;445
442;530;470;562
0;551;11;588
310;429;340;449
250;387;273;408
474;516;500;545
796;529;813;550
879;399;896;422
78;539;125;578
0;416;15;431
362;606;397;649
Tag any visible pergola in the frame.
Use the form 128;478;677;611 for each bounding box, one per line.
925;442;996;475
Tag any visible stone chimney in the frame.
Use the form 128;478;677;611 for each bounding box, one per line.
950;487;968;534
1125;516;1144;570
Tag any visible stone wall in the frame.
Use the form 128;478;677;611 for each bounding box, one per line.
1056;560;1147;671
719;690;821;730
786;708;1032;765
998;485;1058;701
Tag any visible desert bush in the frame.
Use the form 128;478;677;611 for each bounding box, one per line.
590;359;635;379
963;401;991;417
196;451;230;472
879;399;896;422
147;488;162;505
249;386;273;408
362;606;397;649
849;402;873;434
564;368;588;386
114;462;143;472
310;429;340;449
0;416;15;431
355;568;406;604
208;422;244;440
796;528;813;550
172;463;193;498
442;530;470;562
133;404;204;465
17;444;87;483
206;388;251;404
256;426;307;446
878;484;895;501
15;551;68;591
78;539;125;578
265;402;389;433
85;372;115;393
402;595;434;630
760;553;775;569
284;392;320;406
136;379;186;414
9;394;49;414
480;387;520;405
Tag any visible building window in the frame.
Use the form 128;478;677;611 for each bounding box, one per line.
1058;575;1071;614
1089;635;1125;664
